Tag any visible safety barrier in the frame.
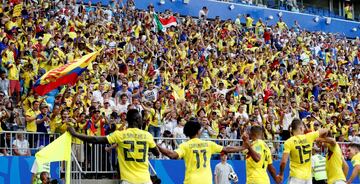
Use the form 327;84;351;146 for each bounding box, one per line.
0;131;60;156
0;131;353;177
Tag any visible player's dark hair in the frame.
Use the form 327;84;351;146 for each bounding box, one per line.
126;109;143;129
250;125;263;136
183;118;201;138
289;118;303;134
349;143;360;151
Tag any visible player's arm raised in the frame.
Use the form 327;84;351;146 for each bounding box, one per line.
221;145;247;154
67;126;109;144
318;128;329;138
156;144;179;159
316;137;336;147
241;133;260;162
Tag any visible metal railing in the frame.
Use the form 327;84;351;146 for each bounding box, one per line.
0;131;353;178
0;131;60;156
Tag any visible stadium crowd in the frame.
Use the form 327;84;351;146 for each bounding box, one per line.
0;0;359;162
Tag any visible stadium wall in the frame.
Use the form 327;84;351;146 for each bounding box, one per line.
0;156;359;184
149;159;360;184
86;0;360;38
0;156;60;184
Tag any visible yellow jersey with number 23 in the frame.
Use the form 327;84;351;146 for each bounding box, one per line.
175;138;223;184
107;128;156;184
284;131;319;180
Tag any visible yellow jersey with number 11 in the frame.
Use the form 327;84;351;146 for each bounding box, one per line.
175;138;223;184
284;131;319;180
107;128;156;184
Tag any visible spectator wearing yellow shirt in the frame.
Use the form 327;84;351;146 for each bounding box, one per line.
277;18;288;31
25;100;40;148
245;14;254;30
344;3;353;20
6;56;21;103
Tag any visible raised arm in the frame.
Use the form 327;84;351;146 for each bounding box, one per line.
318;128;329;138
221;146;246;154
67;126;109;144
242;134;260;162
156;144;179;159
316;137;336;147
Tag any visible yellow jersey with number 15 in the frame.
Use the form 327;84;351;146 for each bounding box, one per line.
107;128;156;184
175;138;223;184
284;131;319;180
246;139;272;184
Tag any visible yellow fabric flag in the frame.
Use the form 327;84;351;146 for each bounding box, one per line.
35;132;72;184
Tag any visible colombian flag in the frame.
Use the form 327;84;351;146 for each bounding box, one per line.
33;50;100;96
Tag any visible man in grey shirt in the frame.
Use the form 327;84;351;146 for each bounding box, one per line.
214;152;237;184
0;72;9;97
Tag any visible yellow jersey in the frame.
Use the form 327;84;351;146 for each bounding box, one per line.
107;128;156;184
284;131;319;180
351;152;360;179
326;143;346;184
175;138;223;184
25;109;39;132
246;139;272;184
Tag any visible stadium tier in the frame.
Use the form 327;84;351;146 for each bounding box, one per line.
0;0;360;184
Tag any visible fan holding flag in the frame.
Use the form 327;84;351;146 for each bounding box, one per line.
153;12;177;32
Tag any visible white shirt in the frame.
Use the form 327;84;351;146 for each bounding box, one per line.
235;111;249;120
143;89;158;102
198;9;208;19
92;90;105;103
349;135;360;143
31;160;51;178
216;88;231;96
117;102;129;114
214;162;234;184
174;126;186;144
282;112;295;130
162;119;177;134
13;139;29;155
128;81;139;90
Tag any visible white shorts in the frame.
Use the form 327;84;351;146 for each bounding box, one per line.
288;177;312;184
121;181;152;184
333;180;346;184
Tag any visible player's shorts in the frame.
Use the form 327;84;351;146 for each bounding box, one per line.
288;177;312;184
121;181;152;184
332;180;346;184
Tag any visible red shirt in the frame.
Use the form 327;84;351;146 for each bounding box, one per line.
264;32;271;42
